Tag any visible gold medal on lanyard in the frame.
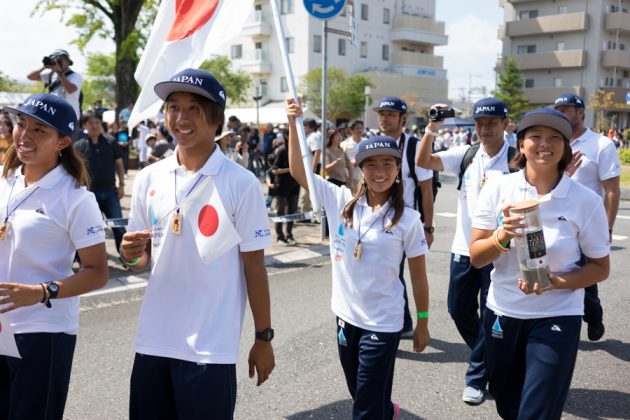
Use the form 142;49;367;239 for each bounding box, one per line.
480;175;486;188
172;209;183;234
353;242;362;260
0;220;9;241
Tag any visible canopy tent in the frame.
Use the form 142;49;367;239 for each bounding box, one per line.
226;101;320;126
0;92;31;108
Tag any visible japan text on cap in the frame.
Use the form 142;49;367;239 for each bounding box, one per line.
355;135;401;166
472;97;508;118
373;96;408;114
5;93;77;138
154;68;227;109
517;108;573;141
553;93;585;109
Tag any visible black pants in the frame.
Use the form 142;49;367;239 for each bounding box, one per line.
275;194;299;238
0;333;76;420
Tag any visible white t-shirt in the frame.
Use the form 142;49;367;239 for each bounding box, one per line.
128;148;272;364
0;165;105;334
340;137;362;181
307;131;322;153
399;133;433;209
311;175;429;332
472;171;609;319
437;141;511;256
570;128;621;198
40;70;83;119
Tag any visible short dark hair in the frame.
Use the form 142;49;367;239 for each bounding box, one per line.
81;110;103;126
304;118;318;129
349;120;364;129
165;92;224;136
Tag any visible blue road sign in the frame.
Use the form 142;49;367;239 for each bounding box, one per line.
303;0;346;20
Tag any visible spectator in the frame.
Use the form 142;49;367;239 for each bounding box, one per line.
272;135;300;245
0;115;13;162
215;130;248;167
118;102;134;124
262;123;276;168
324;128;352;188
340;120;364;192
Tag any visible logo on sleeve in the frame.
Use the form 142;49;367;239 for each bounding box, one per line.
86;225;104;236
254;228;271;239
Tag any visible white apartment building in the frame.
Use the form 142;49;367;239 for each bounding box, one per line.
219;0;448;128
500;0;630;128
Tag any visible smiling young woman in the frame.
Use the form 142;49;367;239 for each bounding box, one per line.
0;93;108;419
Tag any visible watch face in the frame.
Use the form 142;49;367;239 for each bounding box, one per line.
257;328;274;341
49;283;59;293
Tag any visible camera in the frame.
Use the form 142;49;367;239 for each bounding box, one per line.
428;106;455;122
42;54;62;68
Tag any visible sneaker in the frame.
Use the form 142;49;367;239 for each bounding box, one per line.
400;328;414;339
392;401;400;420
286;236;297;246
462;386;484;405
277;236;288;245
587;322;605;341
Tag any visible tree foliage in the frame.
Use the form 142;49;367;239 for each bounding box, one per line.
301;68;374;121
199;56;253;106
35;0;157;117
0;72;18;92
589;89;616;132
495;57;529;121
82;52;117;107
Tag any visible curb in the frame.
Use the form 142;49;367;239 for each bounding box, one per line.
621;187;630;201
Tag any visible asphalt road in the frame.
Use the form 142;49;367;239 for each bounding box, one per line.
64;174;630;419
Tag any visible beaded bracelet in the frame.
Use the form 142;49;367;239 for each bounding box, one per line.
493;229;510;253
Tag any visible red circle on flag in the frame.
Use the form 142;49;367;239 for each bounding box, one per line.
167;0;220;42
149;190;156;197
0;321;3;333
198;205;219;237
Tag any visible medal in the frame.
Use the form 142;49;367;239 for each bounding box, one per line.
480;176;486;188
172;210;182;234
353;242;362;260
0;220;9;241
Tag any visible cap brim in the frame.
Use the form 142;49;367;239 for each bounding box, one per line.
4;106;67;136
154;81;224;108
372;106;405;113
518;114;572;140
356;148;401;166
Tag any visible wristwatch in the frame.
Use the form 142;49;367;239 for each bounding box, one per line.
255;327;274;342
46;281;60;299
423;226;435;234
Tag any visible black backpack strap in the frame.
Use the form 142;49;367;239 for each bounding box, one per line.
507;146;517;172
457;144;480;191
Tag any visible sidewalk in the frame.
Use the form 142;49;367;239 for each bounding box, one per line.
94;168;329;297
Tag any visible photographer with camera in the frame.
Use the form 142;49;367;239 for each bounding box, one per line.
416;98;514;406
27;49;83;120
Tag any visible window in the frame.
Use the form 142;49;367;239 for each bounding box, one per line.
313;35;322;53
556;41;565;51
558;6;568;14
281;0;294;14
623;70;629;78
361;4;369;20
383;8;390;24
621;43;626;51
285;37;294;54
617;78;623;87
382;44;390;61
554;77;562;88
607;40;617;50
260;80;268;96
524;79;535;88
519;10;538;20
338;38;346;56
231;44;242;59
517;45;536;54
360;41;368;58
280;77;288;93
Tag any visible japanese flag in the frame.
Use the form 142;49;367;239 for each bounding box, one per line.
128;0;253;129
180;177;241;264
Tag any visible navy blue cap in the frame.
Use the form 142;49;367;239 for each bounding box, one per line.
154;68;227;109
355;135;401;166
517;108;572;140
553;93;585;109
472;97;508;119
5;93;77;137
373;96;408;114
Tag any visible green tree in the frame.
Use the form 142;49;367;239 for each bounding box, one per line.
199;56;252;106
495;57;529;121
589;89;615;132
82;52;117;108
301;68;374;121
0;72;18;92
35;0;157;116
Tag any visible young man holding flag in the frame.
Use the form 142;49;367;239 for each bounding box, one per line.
121;68;274;419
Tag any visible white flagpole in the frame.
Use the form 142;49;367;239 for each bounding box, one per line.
269;0;321;214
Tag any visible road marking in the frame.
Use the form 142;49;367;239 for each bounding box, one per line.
436;212;457;218
616;215;630;220
613;234;628;241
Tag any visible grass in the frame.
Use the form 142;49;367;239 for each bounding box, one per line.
622;165;630;188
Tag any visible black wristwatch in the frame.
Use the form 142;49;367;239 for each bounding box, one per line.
46;281;60;299
255;328;274;342
423;226;435;234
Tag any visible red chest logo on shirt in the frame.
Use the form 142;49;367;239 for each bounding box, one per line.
167;0;220;41
198;205;219;237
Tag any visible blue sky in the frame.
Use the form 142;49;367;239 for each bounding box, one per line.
2;0;504;100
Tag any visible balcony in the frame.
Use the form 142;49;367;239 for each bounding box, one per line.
605;12;630;34
242;10;272;39
506;12;587;37
602;50;630;69
514;49;586;70
391;15;447;46
391;51;443;68
238;50;272;75
497;25;505;40
524;86;583;105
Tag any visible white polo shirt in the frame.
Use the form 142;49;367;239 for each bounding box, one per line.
307;131;322;153
399;133;433;209
0;165;105;334
128;148;272;364
472;171;609;319
311;175;429;332
570;128;621;198
39;70;84;119
437;141;511;256
340;137;362;181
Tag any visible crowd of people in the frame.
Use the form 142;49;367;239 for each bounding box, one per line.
0;49;624;419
